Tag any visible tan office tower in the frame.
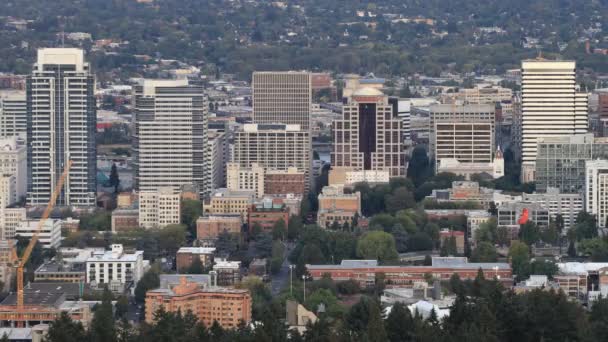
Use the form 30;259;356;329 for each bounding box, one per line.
233;124;311;190
521;59;588;182
133;79;209;197
252;72;311;130
331;88;404;178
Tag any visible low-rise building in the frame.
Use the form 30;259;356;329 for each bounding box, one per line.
497;202;549;237
247;198;290;234
145;277;252;329
86;244;146;292
116;192;137;208
328;168;390;187
204;189;256;219
196;215;243;241
466;210;492;241
317;185;361;228
139;188;181;229
111;208;139;233
264;168;306;196
522;188;583;231
307;258;512;288
176;247;216;271
212;259;241;286
0;207;26;240
15;219;61;249
439;230;465;254
61;218;80;234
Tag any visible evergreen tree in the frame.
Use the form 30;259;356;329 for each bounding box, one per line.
0;334;8;342
109;163;120;193
89;287;117;342
46;312;87;342
386;302;414;342
590;296;608;340
188;256;204;274
366;299;387;342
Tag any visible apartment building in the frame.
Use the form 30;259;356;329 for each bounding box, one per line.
138;188;181;229
585;160;608;229
85;244;146;290
204;189;256;219
0;90;26;139
196;215;243;241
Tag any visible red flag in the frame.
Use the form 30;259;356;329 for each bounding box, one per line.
518;208;529;225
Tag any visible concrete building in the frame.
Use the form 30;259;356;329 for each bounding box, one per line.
307;258;512;288
535;134;608;193
233;124;311;189
0;207;26;240
317;185;361;228
0;90;26;139
497;202;550;237
208;130;229;190
520;59;588;182
227;163;305;197
332;87;404;178
0;137;27;204
252;71;311;130
328;169;390;187
247;198;290;233
15;219;61;249
176;247;216;271
286;300;317;334
196;215;243;241
441;86;513;105
466;210;493;241
388;97;412;143
145;277;252;329
86;244;146;291
139;188;181;229
585;160;608;229
522;188;583;231
204;188;256;219
434;121;494;166
212;259;242;286
133;79;209;198
111;208;139;233
27;48;96;207
226;163;265;198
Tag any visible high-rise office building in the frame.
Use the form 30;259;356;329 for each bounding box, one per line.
331;88;404;177
388;97;411;143
252;72;311;130
133;79;209;198
521;59;588;182
0;90;26;139
434;122;493;164
535;134;608;193
585;160;608;229
233;124;311;189
429;104;495;155
27;48;96;207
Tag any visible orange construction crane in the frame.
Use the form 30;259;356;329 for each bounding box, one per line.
14;160;72;310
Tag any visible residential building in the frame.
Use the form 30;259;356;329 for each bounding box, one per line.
15;219;61;249
317;185;361;228
0;207;25;240
227;163;265;198
212;259;242;286
209;130;229;190
585;160;608;229
441;86;513;105
139;188;181;229
61;218;80;234
520;59;588;182
328;169;390;187
111;208;139;233
27;48;96;207
196;215;243;241
0;90;26;139
264;168;306;196
497;202;550;237
247;198;290;233
466;210;492;241
307;258;512;288
133;79;209;198
0;137;27;204
176;247;216;271
233;124;311;189
331;87;404;178
145;277;252;329
535;134;608;193
204;188;256;219
522;188;583;231
252;71;311;130
85;244;146;291
116;192;137;208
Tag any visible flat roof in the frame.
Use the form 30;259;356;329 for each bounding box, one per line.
177;247;216;254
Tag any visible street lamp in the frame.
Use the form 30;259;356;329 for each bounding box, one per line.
289;265;295;296
302;275;308;302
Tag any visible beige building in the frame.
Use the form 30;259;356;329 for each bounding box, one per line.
204;188;256;219
0;90;27;139
226;163;265;198
441;86;512;105
196;215;243;241
317;185;361;228
233;124;311;190
332;87;404;178
0;207;26;240
139;188;181;229
252;71;311;130
521;59;588;182
0;137;26;204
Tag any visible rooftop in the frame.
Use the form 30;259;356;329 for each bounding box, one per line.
177;247;216;255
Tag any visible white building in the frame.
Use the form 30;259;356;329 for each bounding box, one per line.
139;188;181;229
0;137;27;204
85;244;146;290
585;160;608;228
0;207;26;240
15;219;61;249
521;59;588;182
226;163;265;198
0;90;26;139
134;79;209;198
27;48;97;207
522;188;583;231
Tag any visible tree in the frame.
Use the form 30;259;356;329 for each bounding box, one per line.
407;146;431;187
386;302;414;342
590;296;608;341
115;295;129;320
384;187;415;214
181;199;202;235
109;163;120;193
471;241;498;262
407;232;434;251
215;231;238;256
509;241;530;281
287;216;303;240
272;219;287;240
89;287;116;342
367;299;387;342
158;224;188;254
135;267;160;303
475;218;497;244
254;233;273;258
188;257;204;274
46;312;87;342
518;221;540;246
357;231;399;263
574;211;598;241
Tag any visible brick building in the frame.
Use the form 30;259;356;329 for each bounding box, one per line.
439;230;465;254
111;209;139;233
247;199;290;233
176;247;216;271
317;185;361;228
196;215;243;241
145;277;251;329
264;169;306;196
307;258;512;288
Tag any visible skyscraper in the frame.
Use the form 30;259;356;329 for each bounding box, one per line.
27;48;96;206
521;59;588;182
585;159;608;229
133;79;209;198
252;72;311;130
0;90;26;139
331;87;404;178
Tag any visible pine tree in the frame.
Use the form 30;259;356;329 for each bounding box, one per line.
89;287;117;342
386;302;414;342
46;312;87;342
367;300;387;342
109;163;120;193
